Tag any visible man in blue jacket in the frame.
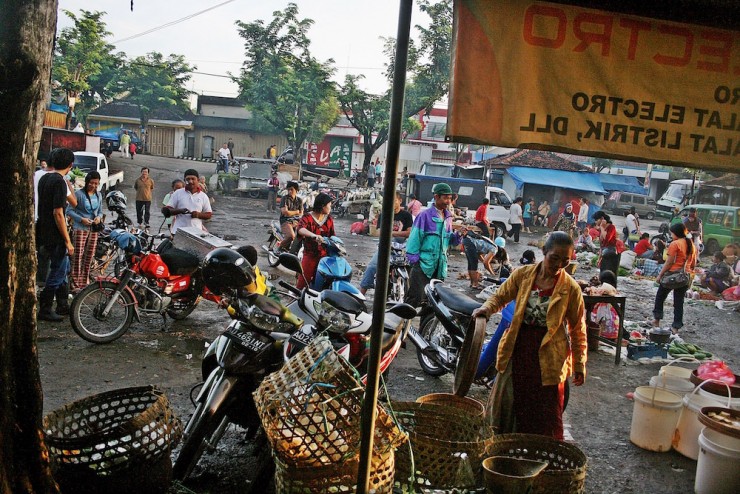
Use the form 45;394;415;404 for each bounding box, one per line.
404;183;463;307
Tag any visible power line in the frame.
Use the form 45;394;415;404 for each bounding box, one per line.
113;0;236;44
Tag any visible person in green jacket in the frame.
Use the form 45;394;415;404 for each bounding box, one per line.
404;183;463;307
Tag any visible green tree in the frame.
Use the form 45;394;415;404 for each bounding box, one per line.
118;52;194;152
235;3;337;175
52;10;116;129
590;157;614;173
339;0;451;172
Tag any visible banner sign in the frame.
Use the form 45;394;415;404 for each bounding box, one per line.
447;0;739;172
306;136;353;168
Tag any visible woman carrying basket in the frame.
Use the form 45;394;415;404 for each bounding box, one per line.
472;232;587;440
67;171;104;292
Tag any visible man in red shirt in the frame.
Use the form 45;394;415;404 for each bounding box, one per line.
633;232;654;258
475;198;491;238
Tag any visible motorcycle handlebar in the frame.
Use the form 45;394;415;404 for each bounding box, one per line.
278;280;302;296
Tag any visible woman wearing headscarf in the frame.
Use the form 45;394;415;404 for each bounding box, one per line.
296;193;335;289
67;171;104;292
553;203;576;239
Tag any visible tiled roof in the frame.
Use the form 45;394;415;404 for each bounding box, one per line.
480;149;593;172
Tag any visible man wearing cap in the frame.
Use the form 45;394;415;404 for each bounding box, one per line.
267;171;280;212
405;183;463;307
279;181;304;251
683;207;703;251
163;169;213;234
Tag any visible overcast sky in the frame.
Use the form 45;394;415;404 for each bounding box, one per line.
56;0;427;102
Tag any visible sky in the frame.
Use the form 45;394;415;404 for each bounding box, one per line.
56;0;427;104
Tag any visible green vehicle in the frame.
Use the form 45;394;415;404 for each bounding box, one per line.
671;205;740;255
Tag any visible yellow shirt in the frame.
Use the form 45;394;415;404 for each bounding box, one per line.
481;263;587;385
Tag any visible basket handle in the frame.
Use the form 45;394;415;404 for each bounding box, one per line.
663;356;699;366
691;378;732;409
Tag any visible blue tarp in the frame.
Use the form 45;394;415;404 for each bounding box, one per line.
598;174;647;195
506;166;606;194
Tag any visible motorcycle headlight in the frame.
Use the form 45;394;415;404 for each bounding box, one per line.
246;304;281;332
314;300;352;333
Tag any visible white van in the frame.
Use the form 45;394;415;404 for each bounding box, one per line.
656;179;702;218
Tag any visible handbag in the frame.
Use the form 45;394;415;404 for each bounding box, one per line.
660;257;690;289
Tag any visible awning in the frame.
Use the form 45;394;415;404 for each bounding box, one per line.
598;174;647;195
506;166;606;194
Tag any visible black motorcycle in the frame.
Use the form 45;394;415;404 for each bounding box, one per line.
388;242;410;302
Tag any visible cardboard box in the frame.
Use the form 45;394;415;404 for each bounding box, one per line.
173;226;233;260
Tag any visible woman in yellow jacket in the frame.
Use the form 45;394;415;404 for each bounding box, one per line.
472;232;587;440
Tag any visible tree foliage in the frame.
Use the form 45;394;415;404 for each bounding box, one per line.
339;0;452;170
590;157;614;173
235;3;337;170
53;10;117;128
118;52;194;148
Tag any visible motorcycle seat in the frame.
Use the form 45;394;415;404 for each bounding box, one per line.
436;285;481;315
160;247;200;275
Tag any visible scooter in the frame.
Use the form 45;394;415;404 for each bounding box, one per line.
388;242;410;302
312;235;365;300
276;252;416;383
262;220;303;267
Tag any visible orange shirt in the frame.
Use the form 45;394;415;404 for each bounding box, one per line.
666;238;696;273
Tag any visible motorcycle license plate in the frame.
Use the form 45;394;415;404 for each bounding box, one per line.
223;323;271;353
289;328;315;348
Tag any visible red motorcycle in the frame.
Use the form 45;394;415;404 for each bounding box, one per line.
69;231;221;343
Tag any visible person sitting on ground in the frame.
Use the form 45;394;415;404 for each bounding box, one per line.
520;249;536;266
588;223;600;240
462;231;498;289
700;252;732;294
633;232;655;259
575;227;597;253
586;270;621;340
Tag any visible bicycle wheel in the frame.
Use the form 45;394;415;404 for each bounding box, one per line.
453;316;486;397
69;280;135;343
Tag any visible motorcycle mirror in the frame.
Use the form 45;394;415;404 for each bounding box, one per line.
278;252;303;274
387;302;417;320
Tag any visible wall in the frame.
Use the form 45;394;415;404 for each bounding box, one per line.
199;104;252;120
192;129;287;159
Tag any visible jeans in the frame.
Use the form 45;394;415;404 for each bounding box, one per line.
476;222;490;238
507;224;521;242
136;200;151;225
653;283;689;330
267;189;277;211
218;158;229;173
37;247;50;283
360;251;379;290
42;244;70;291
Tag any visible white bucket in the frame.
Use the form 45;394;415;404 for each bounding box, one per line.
630;386;683;452
697;387;740;410
672;381;731;460
695;427;740;494
660;357;697;381
649;374;696;396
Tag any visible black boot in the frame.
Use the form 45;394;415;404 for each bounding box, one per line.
39;288;63;322
55;283;70;316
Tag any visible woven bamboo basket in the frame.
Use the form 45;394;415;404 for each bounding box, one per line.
392;401;496;490
485;433;588;494
43;386;181;494
254;337;406;468
274;449;395;494
416;392;486;417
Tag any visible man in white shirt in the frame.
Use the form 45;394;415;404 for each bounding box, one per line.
625;206;640;248
217;143;230;174
164;169;213;234
506;196;524;243
577;197;590;230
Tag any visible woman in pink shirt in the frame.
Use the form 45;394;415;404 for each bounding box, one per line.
406;193;422;219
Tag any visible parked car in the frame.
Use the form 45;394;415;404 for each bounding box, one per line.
671;204;740;255
603;191;657;219
72;152;124;194
93;129;142;153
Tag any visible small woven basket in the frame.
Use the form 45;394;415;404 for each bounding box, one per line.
43;386;181;494
274;449;395;494
392;401;496;490
254;337;406;468
485;433;588;494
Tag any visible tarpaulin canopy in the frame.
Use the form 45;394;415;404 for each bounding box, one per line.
598;174;647;195
507;166;606;194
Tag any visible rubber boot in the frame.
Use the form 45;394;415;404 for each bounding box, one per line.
55;283;70;316
38;288;63;322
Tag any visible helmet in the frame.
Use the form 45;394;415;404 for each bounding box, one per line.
201;248;255;295
494;237;506;248
106;190;127;211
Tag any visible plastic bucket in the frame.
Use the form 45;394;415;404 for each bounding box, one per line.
476;301;515;379
482;456;548;494
672;381;731;460
630;386;683;452
695;427;740;494
659;357;696;381
697;387;740;410
649;374;696;396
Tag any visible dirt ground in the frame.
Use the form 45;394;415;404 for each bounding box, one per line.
38;154;740;493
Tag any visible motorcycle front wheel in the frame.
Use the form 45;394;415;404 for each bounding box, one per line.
266;237;281;267
173;401;227;481
69;280;135;343
415;314;449;376
388;272;407;302
167;295;200;320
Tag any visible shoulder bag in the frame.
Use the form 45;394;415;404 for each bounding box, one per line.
660;257;690;289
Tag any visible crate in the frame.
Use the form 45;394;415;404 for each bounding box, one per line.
172;226;232;260
627;342;668;360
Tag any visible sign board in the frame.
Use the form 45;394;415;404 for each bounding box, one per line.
447;0;739;172
306;136;353;168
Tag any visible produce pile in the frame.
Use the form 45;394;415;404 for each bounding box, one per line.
668;341;713;360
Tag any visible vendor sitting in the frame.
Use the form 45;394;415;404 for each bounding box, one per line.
585;270;620;340
633;233;655;259
699;252;732;294
575;227;598;253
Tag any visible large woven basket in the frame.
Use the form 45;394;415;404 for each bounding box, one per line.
485;433;588;494
274;449;395;494
43;386;181;494
254;337;406;468
416;392;485;417
392;401;496;490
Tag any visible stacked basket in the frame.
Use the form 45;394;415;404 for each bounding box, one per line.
254;336;406;494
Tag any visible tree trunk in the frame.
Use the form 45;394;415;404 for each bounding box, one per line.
0;1;60;493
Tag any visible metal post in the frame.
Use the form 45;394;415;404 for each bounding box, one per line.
356;0;413;491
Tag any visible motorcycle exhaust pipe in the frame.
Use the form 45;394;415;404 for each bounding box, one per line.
406;326;451;364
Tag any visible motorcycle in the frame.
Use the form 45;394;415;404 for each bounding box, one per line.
173;291;303;481
69;231;220;343
276;252;416;383
388;242;410;302
651;221;703;254
312;235;364;300
262;220;303;267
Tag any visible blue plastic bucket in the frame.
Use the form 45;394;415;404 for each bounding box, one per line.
476;300;515;378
